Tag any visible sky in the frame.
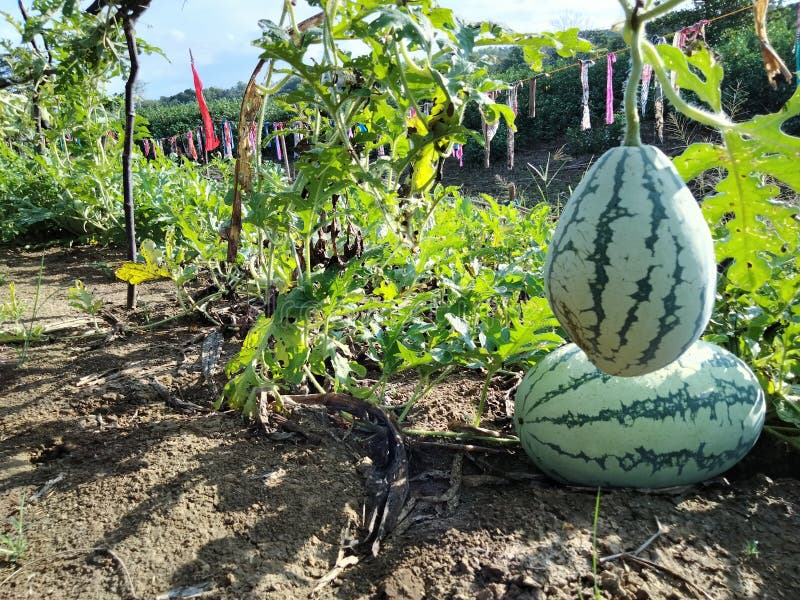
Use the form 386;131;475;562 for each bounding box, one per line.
0;1;690;100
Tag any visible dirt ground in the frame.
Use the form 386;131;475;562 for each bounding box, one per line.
1;246;799;600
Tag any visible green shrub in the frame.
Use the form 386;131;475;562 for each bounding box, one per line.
565;115;625;155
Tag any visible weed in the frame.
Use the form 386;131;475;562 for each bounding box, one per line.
67;280;104;316
0;496;28;564
67;279;105;332
137;300;152;325
0;282;27;323
88;261;115;278
722;81;749;122
21;255;46;364
0;256;46;363
526;146;571;208
591;487;602;600
743;540;759;559
664;111;706;152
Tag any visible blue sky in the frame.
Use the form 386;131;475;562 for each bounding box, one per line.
1;1;690;99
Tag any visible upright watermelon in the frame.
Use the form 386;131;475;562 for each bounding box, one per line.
544;145;716;377
514;341;765;489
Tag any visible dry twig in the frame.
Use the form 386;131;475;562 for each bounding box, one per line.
599;519;712;600
312;520;359;596
599;518;668;563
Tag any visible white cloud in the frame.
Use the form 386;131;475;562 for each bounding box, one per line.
1;0;692;99
437;0;626;32
0;15;19;42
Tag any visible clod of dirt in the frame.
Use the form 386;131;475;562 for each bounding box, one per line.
378;567;426;600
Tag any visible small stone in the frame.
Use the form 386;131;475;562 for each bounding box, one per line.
355;456;373;476
477;564;506;583
635;589;650;600
514;575;541;589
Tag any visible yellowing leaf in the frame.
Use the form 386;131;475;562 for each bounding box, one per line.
115;262;170;285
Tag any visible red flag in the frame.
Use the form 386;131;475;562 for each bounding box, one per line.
190;51;220;152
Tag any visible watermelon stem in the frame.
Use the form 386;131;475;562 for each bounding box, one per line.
401;429;520;445
620;0;727;145
622;1;645;147
620;0;732;132
638;0;685;22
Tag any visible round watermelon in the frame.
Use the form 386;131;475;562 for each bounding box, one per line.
514;341;765;488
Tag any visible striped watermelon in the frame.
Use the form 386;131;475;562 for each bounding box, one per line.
544;145;716;377
514;341;765;488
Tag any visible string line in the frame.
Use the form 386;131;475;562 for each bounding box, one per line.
511;2;757;84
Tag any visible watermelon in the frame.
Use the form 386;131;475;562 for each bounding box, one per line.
544;145;716;377
514;341;765;488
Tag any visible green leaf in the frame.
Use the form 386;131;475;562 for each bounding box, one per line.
655;43;723;111
394;341;434;369
672;143;725;181
774;397;800;428
445;313;475;350
674;84;800;292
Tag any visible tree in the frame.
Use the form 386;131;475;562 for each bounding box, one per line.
549;10;595;33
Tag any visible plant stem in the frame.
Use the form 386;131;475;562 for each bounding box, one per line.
396;367;453;422
473;368;496;427
303;364;328;394
639;0;687;22
622;2;645;147
402;429;520;445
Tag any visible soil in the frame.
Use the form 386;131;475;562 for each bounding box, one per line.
1;246;799;600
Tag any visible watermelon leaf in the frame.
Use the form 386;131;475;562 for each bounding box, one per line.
669;66;800;292
115;239;172;284
655;43;723;112
114;262;170;285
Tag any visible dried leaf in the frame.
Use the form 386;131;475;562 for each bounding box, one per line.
753;0;792;89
